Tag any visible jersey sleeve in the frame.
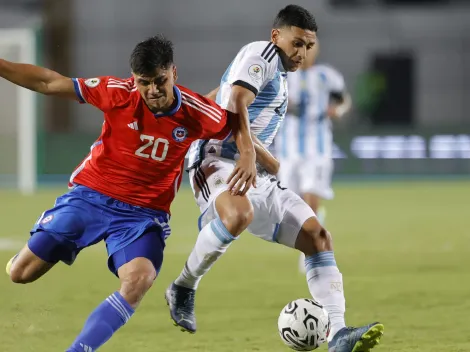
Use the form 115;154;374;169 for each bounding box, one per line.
228;43;277;96
72;76;117;112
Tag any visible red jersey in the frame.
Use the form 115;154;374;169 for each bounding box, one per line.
70;76;230;213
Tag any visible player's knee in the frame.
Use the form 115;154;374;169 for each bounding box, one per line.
8;252;50;284
119;261;156;307
297;217;333;255
9;264;32;284
220;206;253;236
217;193;254;236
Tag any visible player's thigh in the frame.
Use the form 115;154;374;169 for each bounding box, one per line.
190;156;233;212
106;204;170;275
109;228;164;278
113;230;164;306
28;187;108;266
190;157;253;234
299;159;334;201
250;182;316;249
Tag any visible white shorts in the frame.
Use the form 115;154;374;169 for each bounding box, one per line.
278;156;334;200
189;156;316;249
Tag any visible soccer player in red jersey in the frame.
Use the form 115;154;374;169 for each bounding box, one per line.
0;35;258;351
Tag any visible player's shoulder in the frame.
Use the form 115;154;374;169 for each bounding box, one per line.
99;76;137;103
239;41;279;66
242;41;271;55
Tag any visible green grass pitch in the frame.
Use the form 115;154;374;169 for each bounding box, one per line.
0;180;469;351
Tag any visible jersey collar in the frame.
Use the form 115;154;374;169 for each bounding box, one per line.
153;86;182;118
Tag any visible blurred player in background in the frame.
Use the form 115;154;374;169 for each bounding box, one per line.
166;5;383;352
274;41;352;274
0;35;258;351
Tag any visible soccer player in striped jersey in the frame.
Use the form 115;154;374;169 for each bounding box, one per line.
166;6;384;352
274;42;352;274
0;35;258;351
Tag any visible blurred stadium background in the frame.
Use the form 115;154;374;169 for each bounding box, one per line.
0;0;469;351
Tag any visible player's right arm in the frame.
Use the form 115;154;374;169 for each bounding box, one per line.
224;42;277;195
226;85;257;195
0;59;77;100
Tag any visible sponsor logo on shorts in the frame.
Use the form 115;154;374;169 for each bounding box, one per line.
213;176;224;187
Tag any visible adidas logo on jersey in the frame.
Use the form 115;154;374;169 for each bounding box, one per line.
127;121;139;130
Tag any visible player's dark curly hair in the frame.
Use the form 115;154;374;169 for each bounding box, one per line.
273;4;318;32
130;34;174;76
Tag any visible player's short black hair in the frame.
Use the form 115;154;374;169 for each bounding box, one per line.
130;34;174;76
273;5;318;32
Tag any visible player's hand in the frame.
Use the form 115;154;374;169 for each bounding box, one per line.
227;151;257;196
327;105;338;118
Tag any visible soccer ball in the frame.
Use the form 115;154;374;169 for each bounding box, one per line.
277;298;330;351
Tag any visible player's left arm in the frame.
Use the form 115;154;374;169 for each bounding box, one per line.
328;91;352;119
325;66;352;119
0;58;78;100
251;132;279;175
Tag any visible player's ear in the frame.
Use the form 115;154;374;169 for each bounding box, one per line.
172;65;178;82
271;28;280;45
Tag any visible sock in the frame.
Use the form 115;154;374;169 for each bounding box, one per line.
67;292;135;351
175;218;236;290
305;251;346;342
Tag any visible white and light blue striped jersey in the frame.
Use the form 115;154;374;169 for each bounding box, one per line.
188;41;288;167
274;64;345;159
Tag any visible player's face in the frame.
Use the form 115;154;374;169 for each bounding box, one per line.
272;26;317;72
133;65;177;113
302;40;319;69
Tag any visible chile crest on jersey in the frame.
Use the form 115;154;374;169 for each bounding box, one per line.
172;126;188;142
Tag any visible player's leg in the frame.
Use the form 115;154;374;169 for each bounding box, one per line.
277;196;383;351
174;189;253;288
297;159;332;273
67;229;163;352
7;240;57;283
6;193;91;284
167;158;253;333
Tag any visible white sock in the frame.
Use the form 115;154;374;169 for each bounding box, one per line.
305;251;346;342
174;218;236;290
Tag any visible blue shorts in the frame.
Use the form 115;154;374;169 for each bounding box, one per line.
29;185;171;276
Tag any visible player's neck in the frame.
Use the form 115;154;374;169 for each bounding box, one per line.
148;94;176;115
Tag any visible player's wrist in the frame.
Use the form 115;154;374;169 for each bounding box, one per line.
239;148;256;158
